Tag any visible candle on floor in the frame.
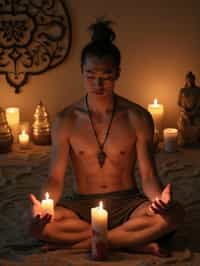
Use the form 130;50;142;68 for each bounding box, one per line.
148;99;164;131
91;201;108;260
20;121;30;134
5;107;20;143
163;128;178;152
18;130;30;148
41;192;54;220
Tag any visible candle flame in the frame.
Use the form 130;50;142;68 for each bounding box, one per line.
22;130;26;135
99;201;103;210
45;192;49;200
6;107;19;113
153;98;158;105
164;128;178;134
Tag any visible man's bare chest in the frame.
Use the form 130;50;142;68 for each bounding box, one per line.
69;116;136;157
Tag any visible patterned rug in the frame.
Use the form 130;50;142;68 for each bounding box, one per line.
0;144;200;265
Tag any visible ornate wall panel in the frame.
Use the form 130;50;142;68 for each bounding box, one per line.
0;0;72;93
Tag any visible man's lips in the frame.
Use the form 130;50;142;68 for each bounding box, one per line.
93;90;105;94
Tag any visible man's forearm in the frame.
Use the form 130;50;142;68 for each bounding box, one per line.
142;176;163;201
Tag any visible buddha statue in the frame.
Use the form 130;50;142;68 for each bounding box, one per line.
177;72;200;145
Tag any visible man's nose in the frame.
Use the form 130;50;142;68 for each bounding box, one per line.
96;78;103;86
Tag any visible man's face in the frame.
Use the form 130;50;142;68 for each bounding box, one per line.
82;56;119;96
185;77;195;88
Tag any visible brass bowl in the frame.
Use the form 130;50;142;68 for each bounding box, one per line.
0;138;13;153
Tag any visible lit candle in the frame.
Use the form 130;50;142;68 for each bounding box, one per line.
163;128;178;152
5;107;20;126
41;192;54;220
18;130;30;148
6;107;20;143
20;121;30;134
148;99;164;131
91;201;108;260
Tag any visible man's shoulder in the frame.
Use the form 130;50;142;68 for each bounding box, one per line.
52;98;85;134
57;98;85;121
117;95;153;132
117;95;150;119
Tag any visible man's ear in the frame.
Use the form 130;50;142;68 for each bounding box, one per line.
115;67;121;80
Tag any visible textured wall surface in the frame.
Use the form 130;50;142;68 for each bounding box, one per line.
1;0;200;128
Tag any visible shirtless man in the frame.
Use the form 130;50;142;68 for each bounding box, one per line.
30;20;184;256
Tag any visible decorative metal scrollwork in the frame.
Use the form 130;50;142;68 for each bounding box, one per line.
0;0;72;93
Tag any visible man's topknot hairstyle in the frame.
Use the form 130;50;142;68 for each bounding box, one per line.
186;71;196;81
81;18;121;70
89;18;116;42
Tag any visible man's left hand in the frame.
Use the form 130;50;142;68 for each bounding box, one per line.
149;184;172;214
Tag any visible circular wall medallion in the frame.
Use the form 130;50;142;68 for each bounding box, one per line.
0;0;72;93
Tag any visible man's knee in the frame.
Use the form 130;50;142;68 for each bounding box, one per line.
54;206;79;220
160;202;185;231
30;207;79;240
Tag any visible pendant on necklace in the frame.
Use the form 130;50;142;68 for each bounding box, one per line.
97;150;106;168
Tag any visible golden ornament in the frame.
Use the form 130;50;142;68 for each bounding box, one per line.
0;107;13;153
32;101;51;145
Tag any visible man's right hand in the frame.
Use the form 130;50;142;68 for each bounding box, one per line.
148;184;173;215
29;194;52;238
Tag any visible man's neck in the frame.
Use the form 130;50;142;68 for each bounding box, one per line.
85;93;115;115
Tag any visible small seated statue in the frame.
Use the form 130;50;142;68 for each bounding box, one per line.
177;72;200;146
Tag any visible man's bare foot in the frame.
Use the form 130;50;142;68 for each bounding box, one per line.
42;241;170;257
130;242;170;257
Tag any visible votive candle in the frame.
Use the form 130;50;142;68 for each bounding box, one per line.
163;128;178;152
18;130;30;148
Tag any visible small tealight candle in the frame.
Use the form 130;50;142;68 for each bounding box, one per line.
18;130;30;148
6;107;20;143
41;192;54;219
163;128;178;152
91;201;108;260
19;121;30;134
148;99;164;131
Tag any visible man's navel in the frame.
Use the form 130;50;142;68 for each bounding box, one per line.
100;185;108;189
79;150;85;155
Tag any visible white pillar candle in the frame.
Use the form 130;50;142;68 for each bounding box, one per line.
6;107;20;126
18;130;30;148
148;99;164;131
163;128;178;152
91;201;108;260
6;107;20;143
41;192;54;220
